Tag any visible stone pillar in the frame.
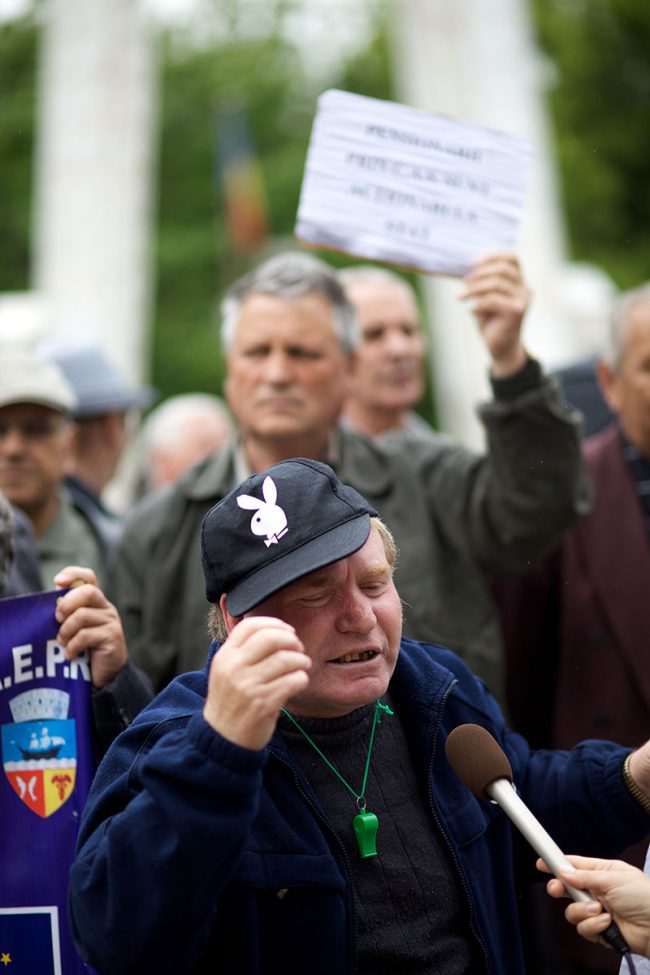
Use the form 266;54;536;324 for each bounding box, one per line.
32;0;157;387
390;0;593;447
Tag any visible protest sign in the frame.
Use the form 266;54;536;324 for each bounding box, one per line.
0;590;95;975
295;89;533;277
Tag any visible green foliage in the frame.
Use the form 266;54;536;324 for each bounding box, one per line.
532;0;650;289
0;12;37;291
337;8;393;102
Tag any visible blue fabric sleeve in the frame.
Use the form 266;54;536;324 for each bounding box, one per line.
69;711;267;974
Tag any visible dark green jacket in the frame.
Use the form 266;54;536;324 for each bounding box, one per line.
108;361;590;701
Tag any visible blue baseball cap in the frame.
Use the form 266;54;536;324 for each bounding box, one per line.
37;337;156;418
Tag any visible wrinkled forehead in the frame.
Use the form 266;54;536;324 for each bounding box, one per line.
239;288;337;321
347;280;419;325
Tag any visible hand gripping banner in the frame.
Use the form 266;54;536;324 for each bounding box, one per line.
0;590;95;974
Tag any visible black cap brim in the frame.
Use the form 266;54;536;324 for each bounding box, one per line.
225;513;371;616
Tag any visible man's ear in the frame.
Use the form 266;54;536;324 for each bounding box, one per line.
220;593;241;634
595;358;622;415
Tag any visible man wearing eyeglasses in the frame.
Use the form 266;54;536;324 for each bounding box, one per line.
0;353;104;587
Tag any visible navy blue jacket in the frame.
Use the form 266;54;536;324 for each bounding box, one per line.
69;639;649;975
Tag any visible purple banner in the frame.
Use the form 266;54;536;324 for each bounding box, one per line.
0;590;95;974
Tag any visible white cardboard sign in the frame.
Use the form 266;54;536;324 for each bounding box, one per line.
295;89;533;277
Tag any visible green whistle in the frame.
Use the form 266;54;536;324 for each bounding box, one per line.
353;811;379;858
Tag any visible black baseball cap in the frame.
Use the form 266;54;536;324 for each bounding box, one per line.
201;458;377;615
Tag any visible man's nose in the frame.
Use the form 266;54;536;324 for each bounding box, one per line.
336;591;376;633
385;329;415;356
0;427;27;454
262;351;293;384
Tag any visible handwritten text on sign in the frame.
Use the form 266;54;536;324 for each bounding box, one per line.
295;89;533;277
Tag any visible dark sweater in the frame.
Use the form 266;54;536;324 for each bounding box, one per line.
280;700;480;974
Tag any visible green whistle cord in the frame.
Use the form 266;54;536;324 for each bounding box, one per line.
281;700;394;858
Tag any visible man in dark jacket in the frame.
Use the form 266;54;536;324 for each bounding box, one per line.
493;281;650;975
0;490;151;759
70;460;650;975
107;250;590;704
496;280;650;755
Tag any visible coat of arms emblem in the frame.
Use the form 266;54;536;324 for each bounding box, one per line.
1;688;77;818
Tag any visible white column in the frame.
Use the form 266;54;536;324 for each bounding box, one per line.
32;0;158;387
390;0;588;447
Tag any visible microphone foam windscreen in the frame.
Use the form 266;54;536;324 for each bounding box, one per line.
445;723;513;800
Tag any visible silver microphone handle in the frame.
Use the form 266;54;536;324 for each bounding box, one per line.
488;778;593;903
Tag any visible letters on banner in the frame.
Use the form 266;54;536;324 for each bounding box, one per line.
0;590;95;975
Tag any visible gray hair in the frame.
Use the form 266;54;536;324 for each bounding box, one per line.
220;251;360;355
338;264;417;302
140;393;232;456
605;282;650;370
207;515;398;642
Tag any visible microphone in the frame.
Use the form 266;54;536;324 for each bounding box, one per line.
445;723;631;958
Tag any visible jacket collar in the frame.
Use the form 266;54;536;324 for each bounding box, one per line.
205;637;459;752
184;439;238;502
183;425;397;505
580;421;650;704
336;425;395;500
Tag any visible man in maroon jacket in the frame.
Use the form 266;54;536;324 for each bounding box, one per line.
494;280;650;975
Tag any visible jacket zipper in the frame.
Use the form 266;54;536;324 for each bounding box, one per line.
426;677;493;975
269;748;359;975
271;677;496;975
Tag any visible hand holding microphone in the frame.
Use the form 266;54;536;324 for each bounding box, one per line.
538;854;650;963
445;723;634;965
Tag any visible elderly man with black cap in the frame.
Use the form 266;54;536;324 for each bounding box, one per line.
70;460;650;975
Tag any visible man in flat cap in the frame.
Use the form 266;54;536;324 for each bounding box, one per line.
70;459;650;975
0;352;104;585
0;352;152;755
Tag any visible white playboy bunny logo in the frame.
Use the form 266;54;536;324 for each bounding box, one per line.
237;475;289;547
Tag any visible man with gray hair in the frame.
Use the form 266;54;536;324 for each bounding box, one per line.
338;264;432;439
108;248;589;698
